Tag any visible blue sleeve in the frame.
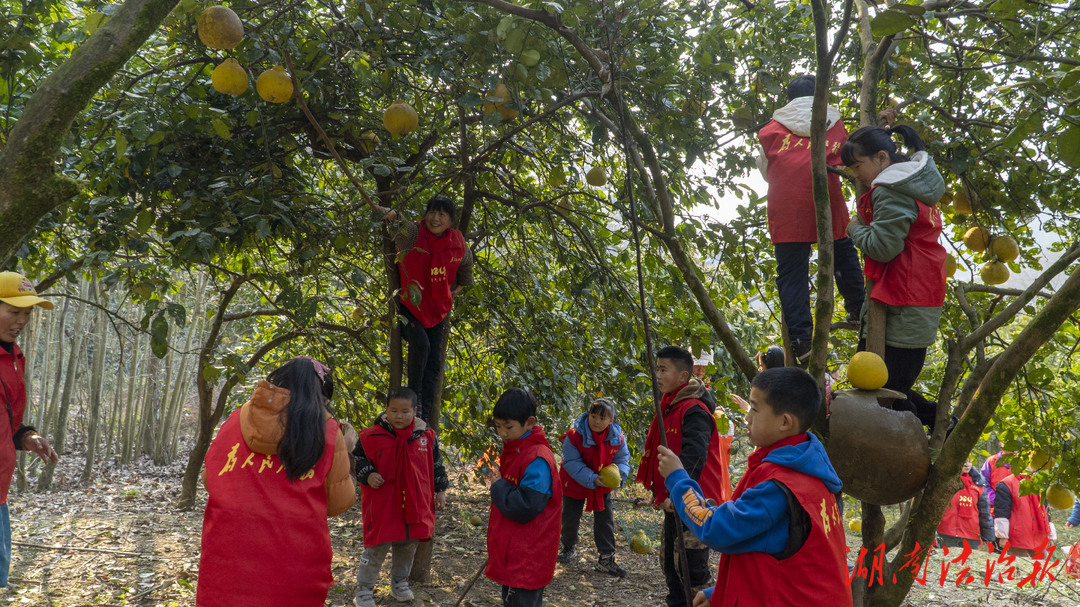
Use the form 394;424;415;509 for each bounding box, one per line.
665;468;790;554
1069;499;1080;527
613;435;630;484
703;586;714;601
561;436;597;489
520;457;552;496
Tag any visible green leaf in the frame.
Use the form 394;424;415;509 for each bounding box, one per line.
1056;126;1080;169
870;10;916;36
716;413;730;435
146;131;166;145
988;0;1026;19
135;211;154;233
891;3;926;15
212;118;231;140
85;12;106;34
114;131;128;158
150;313;169;358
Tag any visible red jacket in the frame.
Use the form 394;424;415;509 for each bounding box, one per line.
0;343;28;504
937;472;983;541
1001;474;1051;551
712;462;852;606
559;427;618;512
758;119;850;243
636;383;730;505
857;187;946;307
398;222;466;328
358;418;437;545
198;410;342;607
486;427;562;589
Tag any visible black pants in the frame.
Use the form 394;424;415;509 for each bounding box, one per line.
857;339;938;429
775;238;865;344
662;511;712;607
501;585;544;607
399;305;448;423
560;493;616;556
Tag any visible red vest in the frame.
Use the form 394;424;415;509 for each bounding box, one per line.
758;119;850;243
712;462;852;607
486;426;562;589
636;388;730;505
559;427;619;512
1002;474;1051;551
937;472;983;540
358;421;437;546
0;344;27;504
398;222;466;328
857;187;947;307
198;411;339;607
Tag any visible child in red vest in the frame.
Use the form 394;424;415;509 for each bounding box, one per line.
756;75;864;362
557;398;630;577
636;346;729;607
394;195;475;423
353;387;448;607
936;461;993;549
993;467;1055;558
486;388;562;607
657;367;851;607
843;124;947;430
198;357;356;607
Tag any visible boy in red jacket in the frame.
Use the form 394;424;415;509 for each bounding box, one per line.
353;387;448;607
636;346;729;607
486;388;562;607
657;367;851;607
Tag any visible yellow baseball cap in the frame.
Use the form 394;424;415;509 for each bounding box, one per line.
0;272;54;310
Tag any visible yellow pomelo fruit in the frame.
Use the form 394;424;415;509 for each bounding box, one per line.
631;530;652;554
683;99;707;118
938;191;953;206
848;351;889;391
211;58;248;95
483;83;519;121
849;518;862;532
198;5;244;50
1028;449;1053;472
1046;484;1075;510
980;261;1010;285
945;254;958;278
962;226;991;252
555;199;574;217
359;131;380;155
383;100;419;135
469;514;484;526
256;65;293;103
731;105;753;129
953;189;973;214
586;166;607;187
598;464;621;488
990;235;1019;263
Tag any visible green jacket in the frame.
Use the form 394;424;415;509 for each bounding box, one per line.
849;151;945;349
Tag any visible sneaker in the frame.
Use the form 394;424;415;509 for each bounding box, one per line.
557;547;578;564
388;574;412;600
595;554;627;578
390;578;415;602
355;588;376;607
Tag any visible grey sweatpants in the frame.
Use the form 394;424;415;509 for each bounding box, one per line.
355;540;419;590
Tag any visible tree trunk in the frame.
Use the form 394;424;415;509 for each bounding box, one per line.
81;281;110;484
138;352;161;457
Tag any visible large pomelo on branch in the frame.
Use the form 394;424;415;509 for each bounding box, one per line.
980;261;1010;285
586;166;607;187
483;83;519;121
1046;484;1075;509
198;6;244;50
383;100;419;135
256;66;293;103
211;58;247;95
990;235;1020;262
962;226;991;252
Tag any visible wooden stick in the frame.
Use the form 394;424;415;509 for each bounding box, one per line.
12;541;145;557
454;556;488;607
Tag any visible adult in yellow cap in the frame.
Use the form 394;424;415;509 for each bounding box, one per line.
0;271;59;587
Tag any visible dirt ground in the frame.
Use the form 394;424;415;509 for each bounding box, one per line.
3;452;1080;606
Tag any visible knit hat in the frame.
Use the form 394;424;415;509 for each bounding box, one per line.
0;272;53;310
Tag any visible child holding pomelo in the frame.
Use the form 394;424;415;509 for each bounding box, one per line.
843;124;946;430
557;398;630;577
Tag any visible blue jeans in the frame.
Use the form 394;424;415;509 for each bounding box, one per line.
0;502;10;587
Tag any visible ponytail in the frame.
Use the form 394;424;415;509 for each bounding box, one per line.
268;357;332;480
841;124;926;166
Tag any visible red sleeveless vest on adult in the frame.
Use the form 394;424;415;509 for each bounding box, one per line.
712;462;852;607
758;119;850;243
635;388;730;505
486;426;562;590
198;411;338;607
0;343;28;504
358;422;436;546
398;222;466;328
1002;474;1051;551
857;187;946;307
559;427;618;512
937;473;983;540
